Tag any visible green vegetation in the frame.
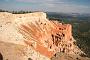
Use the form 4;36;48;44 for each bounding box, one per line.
64;20;90;57
11;10;31;14
0;9;31;14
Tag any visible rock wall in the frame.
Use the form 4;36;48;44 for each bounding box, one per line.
0;12;83;60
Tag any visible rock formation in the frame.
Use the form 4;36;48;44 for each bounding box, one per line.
0;12;88;60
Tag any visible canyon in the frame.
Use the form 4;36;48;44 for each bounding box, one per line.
0;12;89;60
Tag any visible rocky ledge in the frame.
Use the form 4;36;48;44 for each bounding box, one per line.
0;12;89;60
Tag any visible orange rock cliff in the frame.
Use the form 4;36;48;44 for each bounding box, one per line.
0;12;83;60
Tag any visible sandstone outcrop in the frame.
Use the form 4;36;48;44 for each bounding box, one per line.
0;12;86;60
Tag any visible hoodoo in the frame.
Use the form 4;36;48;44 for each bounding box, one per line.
0;12;86;60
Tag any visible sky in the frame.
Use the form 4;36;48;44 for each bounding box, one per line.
0;0;90;13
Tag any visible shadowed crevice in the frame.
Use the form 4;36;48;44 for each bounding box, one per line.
0;53;3;60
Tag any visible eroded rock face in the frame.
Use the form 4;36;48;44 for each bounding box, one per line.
0;12;84;60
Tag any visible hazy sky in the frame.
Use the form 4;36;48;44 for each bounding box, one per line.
0;0;90;13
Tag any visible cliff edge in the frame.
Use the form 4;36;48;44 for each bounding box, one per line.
0;12;88;60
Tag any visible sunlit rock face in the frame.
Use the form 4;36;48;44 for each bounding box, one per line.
0;12;83;60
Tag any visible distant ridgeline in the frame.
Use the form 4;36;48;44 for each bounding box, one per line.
0;9;32;14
